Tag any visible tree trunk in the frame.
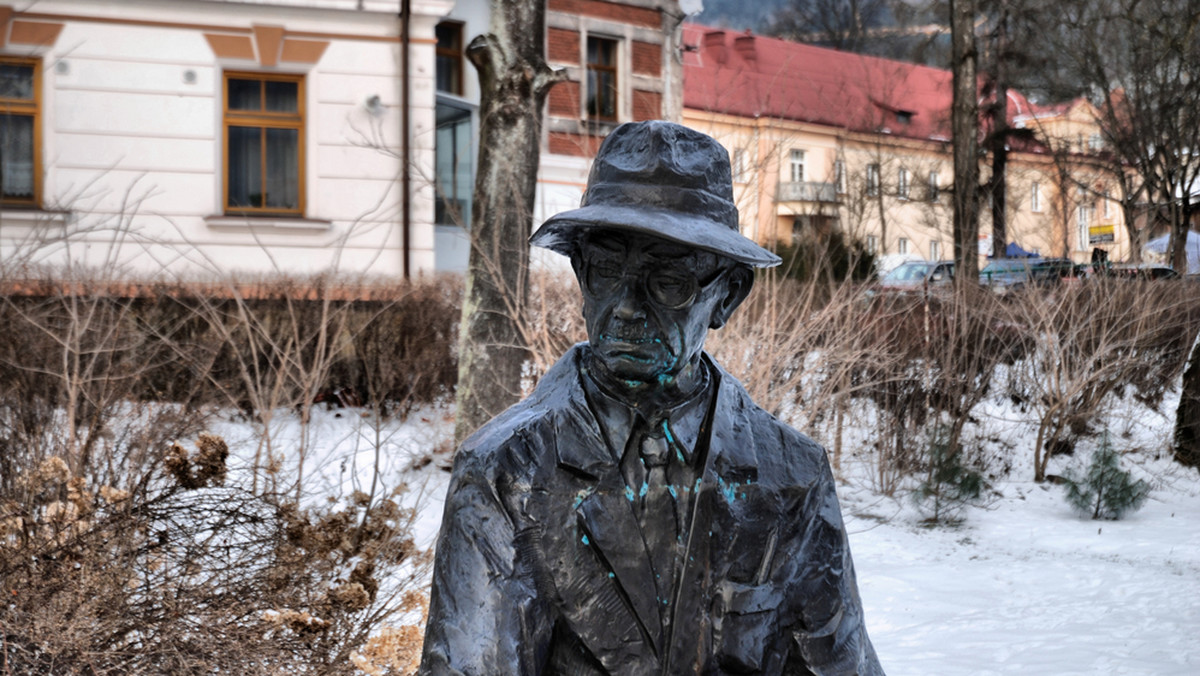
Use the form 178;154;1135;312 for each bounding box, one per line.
951;0;981;284
1173;333;1200;468
454;1;563;444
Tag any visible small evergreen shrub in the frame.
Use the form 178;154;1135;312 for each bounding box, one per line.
913;427;986;524
1062;433;1151;520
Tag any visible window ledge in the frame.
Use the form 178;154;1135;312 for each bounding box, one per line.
0;208;70;227
205;215;332;232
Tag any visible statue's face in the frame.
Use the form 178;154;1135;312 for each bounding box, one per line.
574;231;742;386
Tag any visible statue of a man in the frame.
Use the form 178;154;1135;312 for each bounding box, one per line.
420;121;883;675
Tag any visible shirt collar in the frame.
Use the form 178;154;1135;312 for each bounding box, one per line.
580;350;712;466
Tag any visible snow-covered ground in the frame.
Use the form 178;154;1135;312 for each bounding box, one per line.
217;383;1200;675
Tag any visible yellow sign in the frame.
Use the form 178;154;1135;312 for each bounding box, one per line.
1089;223;1115;244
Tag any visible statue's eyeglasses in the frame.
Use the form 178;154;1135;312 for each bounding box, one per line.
582;259;730;310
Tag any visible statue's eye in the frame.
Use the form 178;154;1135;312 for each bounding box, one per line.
647;271;696;308
585;262;623;295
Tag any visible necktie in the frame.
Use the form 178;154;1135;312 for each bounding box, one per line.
640;421;679;627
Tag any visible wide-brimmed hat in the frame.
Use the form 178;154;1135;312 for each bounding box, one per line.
530;120;780;268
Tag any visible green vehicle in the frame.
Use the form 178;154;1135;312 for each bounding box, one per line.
979;258;1075;294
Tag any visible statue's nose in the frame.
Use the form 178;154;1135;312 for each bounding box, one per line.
611;282;648;321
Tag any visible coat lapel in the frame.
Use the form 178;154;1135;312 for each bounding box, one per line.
553;362;664;661
663;364;761;672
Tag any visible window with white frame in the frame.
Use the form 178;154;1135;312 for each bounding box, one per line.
1077;204;1093;250
586;36;618;120
224;72;304;215
866;163;880;197
835;160;846;194
929;239;940;261
897;237;909;255
0;57;40;207
789;149;805;183
732;148;748;183
1031;181;1042;212
928;171;939;201
435;21;465;96
1102;189;1111;217
898;167;909;200
866;235;877;254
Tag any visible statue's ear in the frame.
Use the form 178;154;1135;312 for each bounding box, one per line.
709;266;753;329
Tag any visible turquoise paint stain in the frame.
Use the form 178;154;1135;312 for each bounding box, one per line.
608;572;615;578
717;477;740;504
667;485;678;499
573;489;590;509
639;482;648;498
581;534;590;546
661;420;675;443
624;485;635;502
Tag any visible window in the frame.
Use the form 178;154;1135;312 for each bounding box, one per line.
0;57;40;207
866;235;877;254
586;36;618;120
789;149;805;183
928;171;939;201
1102;189;1112;217
1077;205;1093;250
866;163;880;197
1088;133;1103;152
835;160;846;194
929;239;940;261
732;148;748;183
897;237;909;255
435;101;473;227
224;72;304;215
435;22;465;96
898;167;909;200
1031;181;1042;212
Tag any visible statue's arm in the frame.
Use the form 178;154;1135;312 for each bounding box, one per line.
784;456;886;676
418;452;550;675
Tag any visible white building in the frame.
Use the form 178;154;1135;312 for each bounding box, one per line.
0;0;452;279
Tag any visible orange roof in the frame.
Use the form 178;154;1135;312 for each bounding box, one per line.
684;24;1046;146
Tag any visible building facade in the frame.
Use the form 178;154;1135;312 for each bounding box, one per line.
0;0;453;279
433;0;683;272
681;25;1129;266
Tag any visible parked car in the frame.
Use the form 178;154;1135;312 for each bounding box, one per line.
874;260;955;294
1107;263;1181;281
979;257;1075;294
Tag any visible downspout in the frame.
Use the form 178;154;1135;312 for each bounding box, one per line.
400;0;412;279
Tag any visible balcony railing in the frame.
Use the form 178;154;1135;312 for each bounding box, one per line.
776;181;839;204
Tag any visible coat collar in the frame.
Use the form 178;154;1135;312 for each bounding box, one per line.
547;344;763;669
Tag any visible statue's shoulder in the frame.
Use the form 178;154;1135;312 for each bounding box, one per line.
711;359;830;483
455;346;584;472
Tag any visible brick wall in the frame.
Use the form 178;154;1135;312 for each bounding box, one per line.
631;40;660;75
549;131;605;157
548;0;661;29
549;81;581;117
548;27;580;63
632;89;662;121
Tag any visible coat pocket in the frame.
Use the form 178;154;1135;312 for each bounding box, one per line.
713;580;780;673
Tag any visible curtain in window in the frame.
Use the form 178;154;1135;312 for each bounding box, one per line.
265;128;298;209
228;126;262;208
0;114;33;198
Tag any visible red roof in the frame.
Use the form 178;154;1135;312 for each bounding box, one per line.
683;24;982;143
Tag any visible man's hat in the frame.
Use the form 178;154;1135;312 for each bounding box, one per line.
530;121;781;268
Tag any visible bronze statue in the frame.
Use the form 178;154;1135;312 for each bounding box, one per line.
420;121;884;675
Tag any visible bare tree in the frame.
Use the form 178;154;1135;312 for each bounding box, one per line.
1053;0;1200;272
454;0;564;444
949;0;981;282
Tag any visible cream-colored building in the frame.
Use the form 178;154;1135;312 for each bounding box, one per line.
681;25;1128;265
0;0;453;278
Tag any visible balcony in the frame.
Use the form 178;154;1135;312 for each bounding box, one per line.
776;181;839;204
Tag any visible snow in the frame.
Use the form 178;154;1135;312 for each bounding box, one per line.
216;381;1200;675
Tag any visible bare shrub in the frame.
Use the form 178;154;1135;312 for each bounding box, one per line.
1008;279;1200;482
0;435;431;675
